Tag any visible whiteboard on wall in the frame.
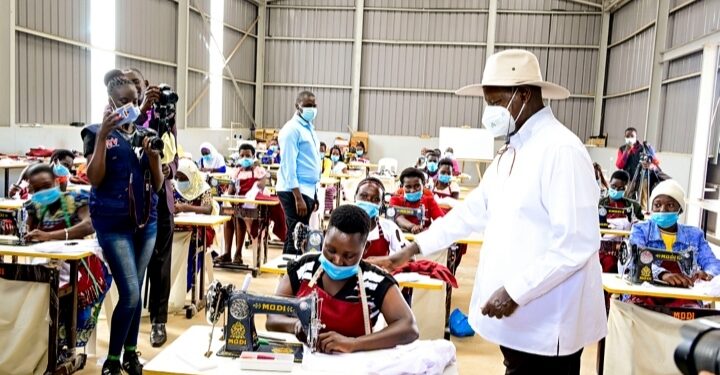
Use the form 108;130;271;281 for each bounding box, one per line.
438;127;495;161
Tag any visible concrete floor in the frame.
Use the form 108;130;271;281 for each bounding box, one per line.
76;242;599;374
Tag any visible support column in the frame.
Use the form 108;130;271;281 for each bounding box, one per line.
644;0;670;146
485;0;497;61
253;0;267;135
686;44;719;227
349;0;364;132
0;0;15;127
592;10;610;136
176;0;189;129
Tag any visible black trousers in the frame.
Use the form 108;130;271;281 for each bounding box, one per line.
147;189;174;324
278;191;315;255
500;346;583;375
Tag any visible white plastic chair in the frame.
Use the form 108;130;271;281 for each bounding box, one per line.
377;157;398;176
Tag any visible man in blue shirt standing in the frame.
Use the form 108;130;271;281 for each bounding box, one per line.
276;91;321;254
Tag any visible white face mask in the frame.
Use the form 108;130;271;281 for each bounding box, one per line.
481;90;525;139
625;137;636;145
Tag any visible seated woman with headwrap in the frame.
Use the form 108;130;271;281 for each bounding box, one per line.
173;159;216;292
197;142;227;173
628;180;720;307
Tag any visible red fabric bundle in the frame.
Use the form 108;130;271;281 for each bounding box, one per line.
391;259;458;288
26;147;54;157
249;195;287;241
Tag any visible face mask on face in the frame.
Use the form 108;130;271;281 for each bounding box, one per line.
177;180;191;192
202;154;213;163
239;158;254;169
426;162;439;173
269;145;278;152
608;188;625;201
331;155;340;163
650;211;680;229
356;150;364;156
625;137;636;145
319;253;359;280
438;174;452;184
444;152;454;159
405;190;422;203
53;164;70;177
300;107;317;123
356;200;380;219
31;187;61;206
481;89;526;139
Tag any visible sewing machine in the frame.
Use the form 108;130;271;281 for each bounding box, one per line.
205;280;323;362
386;205;426;228
293;223;323;254
0;208;27;246
618;240;695;285
207;175;233;196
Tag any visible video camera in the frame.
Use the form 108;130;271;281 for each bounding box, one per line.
675;316;720;375
152;84;178;135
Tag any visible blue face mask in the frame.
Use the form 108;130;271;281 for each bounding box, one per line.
608;188;625;201
331;155;340;163
31;187;61;206
239;158;254;168
269;145;278;152
319;253;359;280
202;154;213;163
650;212;680;229
356;200;380;219
438;174;452;184
53;163;70;177
427;162;438;173
405;190;422;203
176;180;191;192
356;150;364;156
300;107;317;123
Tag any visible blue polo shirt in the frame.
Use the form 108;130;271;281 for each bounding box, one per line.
276;114;321;198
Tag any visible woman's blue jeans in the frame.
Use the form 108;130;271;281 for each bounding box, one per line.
96;221;157;356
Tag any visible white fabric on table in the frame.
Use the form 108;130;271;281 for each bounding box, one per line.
604;299;683;375
301;339;456;375
0;279;50;375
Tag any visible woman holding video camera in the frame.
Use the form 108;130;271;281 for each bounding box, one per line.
81;69;163;375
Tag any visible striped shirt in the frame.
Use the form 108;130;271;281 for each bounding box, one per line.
287;253;397;323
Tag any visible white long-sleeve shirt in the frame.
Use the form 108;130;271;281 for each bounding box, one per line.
415;107;607;356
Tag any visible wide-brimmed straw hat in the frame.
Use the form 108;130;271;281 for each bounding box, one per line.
455;49;571;100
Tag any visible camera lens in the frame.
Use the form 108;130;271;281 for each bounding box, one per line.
160;89;178;105
150;137;164;151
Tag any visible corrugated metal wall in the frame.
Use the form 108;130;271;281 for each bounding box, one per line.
12;0;257;129
602;0;657;147
603;0;720;153
261;0;601;138
263;3;354;131
116;0;178;64
359;7;488;137
15;0;92;125
186;0;258;129
222;0;257;130
657;0;720;153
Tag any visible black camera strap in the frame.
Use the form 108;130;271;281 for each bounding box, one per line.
128;170;153;230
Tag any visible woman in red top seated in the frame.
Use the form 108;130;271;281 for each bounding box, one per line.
389;167;445;234
266;205;418;353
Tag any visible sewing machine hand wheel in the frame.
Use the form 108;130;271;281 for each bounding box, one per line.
293;223;309;252
205;280;231;325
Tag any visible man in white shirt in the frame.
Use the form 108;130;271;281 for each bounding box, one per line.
371;49;606;374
